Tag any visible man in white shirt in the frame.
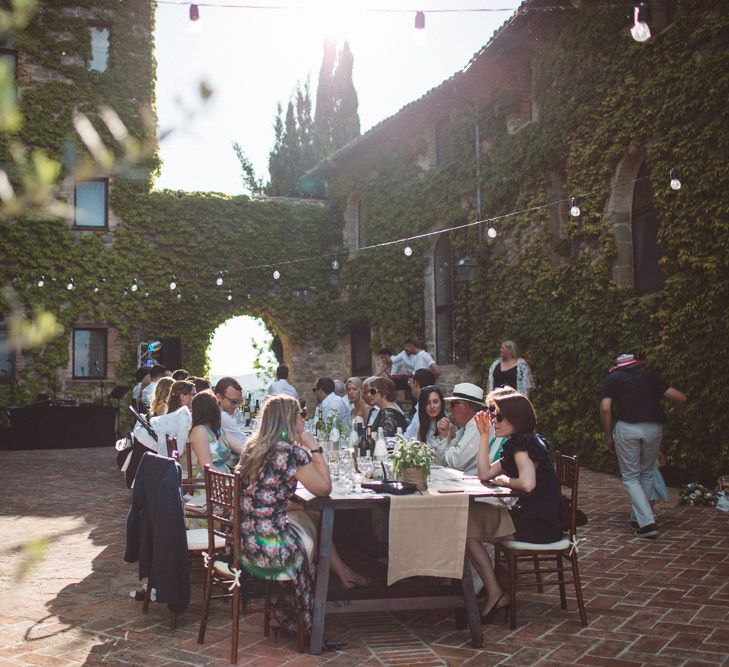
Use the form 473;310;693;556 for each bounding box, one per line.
434;382;487;475
410;338;441;380
140;364;169;411
404;368;436;440
313;377;351;424
267;365;299;399
214;376;248;445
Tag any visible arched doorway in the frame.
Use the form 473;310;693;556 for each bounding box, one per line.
207;315;278;393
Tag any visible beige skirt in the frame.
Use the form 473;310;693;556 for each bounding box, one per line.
467;498;515;541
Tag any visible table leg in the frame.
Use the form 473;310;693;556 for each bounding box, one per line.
460;555;484;648
309;505;335;655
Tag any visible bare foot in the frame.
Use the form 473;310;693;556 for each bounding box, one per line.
340;572;371;589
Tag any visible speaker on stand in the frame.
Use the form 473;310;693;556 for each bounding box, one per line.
159;337;182;371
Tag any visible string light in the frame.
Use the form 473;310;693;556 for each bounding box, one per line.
412;11;427;47
37;276;44;288
187;3;205;34
227;290;232;301
669;168;681;190
169;276;177;291
487;227;497;238
144;291;149;298
630;3;651;43
216;270;224;286
331;255;340;270
177;292;182;300
570;197;581;217
404;241;413;257
273;267;281;280
131;278;138;292
66;278;75;291
93;286;99;294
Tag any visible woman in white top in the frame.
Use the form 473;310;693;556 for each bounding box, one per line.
417;385;445;448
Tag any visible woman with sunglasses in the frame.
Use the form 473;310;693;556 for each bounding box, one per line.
466;391;563;623
368;377;407;436
417;385;446;448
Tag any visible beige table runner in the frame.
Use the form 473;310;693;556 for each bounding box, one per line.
387;491;469;585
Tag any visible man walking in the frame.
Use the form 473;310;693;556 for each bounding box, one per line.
600;354;686;539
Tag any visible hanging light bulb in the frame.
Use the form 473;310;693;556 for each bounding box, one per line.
93;286;99;294
66;278;75;291
131;278;138;293
331;255;340;271
412;11;427;47
144;291;149;298
630;3;651;43
669;168;681;190
404;241;413;257
487;227;497;239
227;291;233;302
37;276;44;288
177;292;182;300
187;3;205;34
123;289;129;297
216;270;224;286
273;267;281;280
169;276;177;291
570;197;581;217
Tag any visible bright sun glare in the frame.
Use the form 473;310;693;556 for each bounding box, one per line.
208;315;276;379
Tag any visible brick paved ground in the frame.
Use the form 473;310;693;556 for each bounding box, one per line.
0;447;727;666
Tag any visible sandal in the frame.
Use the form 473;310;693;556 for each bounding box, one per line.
481;593;509;624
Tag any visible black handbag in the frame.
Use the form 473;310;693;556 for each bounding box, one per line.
361;480;417;495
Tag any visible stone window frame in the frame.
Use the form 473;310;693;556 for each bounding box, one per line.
604;150;663;292
87;21;111;73
72;327;108;380
343;191;364;254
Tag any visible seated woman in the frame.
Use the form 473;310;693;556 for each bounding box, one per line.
417;385;446;448
468;391;563;623
236;395;367;636
189;390;245;476
147;380;196;456
346;377;370;424
368;377;407;436
149;376;174;417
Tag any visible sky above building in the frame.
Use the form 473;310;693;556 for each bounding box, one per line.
153;0;520;196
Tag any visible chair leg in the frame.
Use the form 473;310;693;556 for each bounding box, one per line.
170;612;177;632
197;567;215;644
231;582;241;664
263;581;272;638
570;553;588;627
508;554;518;630
297;613;305;653
556;554;567;610
532;555;544;593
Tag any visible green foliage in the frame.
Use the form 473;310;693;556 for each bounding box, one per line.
391;440;436;475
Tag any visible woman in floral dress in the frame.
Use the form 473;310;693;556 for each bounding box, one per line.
236;395;367;635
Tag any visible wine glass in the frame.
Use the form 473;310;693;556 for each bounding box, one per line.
352;471;364;493
359;456;374;480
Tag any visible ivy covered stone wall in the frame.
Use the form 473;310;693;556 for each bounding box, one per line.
321;1;729;482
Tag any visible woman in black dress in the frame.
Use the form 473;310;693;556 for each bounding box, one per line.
466;391;562;623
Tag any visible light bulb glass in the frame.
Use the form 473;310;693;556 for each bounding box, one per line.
273;269;281;280
631;21;651;43
37;278;44;287
570;205;581;217
93;286;99;294
131;281;138;292
227;292;232;301
487;227;497;239
169;280;176;291
412;28;427;47
216;275;223;286
144;291;149;298
177;292;182;300
67;281;74;291
186;19;205;35
670;178;681;190
331;258;339;270
404;245;413;257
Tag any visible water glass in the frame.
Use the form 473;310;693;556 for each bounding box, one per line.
352;471;364;493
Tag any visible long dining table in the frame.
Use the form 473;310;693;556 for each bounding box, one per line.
294;466;516;655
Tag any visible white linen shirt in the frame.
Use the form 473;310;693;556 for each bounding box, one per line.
267;378;299;399
434;416;479;475
321;392;351;424
220;409;249;446
140;380;157;409
389;350;416;375
404;404;420;440
412;349;435;372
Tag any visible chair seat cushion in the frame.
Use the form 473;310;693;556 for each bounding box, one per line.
186;528;224;551
500;535;571;551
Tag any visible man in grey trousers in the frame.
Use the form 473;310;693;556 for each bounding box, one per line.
600;354;686;539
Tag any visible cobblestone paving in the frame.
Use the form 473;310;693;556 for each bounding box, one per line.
1;448;727;666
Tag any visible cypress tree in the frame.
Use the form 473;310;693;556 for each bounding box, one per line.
331;40;360;150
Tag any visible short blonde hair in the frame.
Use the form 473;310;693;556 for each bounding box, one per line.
150;377;174;416
346;377;363;400
502;340;519;359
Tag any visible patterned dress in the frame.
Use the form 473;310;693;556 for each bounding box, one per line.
239;441;314;632
192;426;231;479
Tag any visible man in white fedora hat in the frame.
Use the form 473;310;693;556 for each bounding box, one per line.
600;354;686;539
434;382;487;475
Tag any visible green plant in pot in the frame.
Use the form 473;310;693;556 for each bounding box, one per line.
391;440;436;491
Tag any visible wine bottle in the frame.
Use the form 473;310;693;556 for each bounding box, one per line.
373;427;388;480
366;425;375;458
358;423;368;457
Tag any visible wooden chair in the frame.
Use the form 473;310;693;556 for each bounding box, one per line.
495;452;588;629
166;435;206;516
197;466;306;663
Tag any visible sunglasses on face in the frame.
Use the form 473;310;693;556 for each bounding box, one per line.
488;409;504;423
